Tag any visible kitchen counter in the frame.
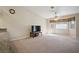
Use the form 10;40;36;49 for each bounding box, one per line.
0;28;7;33
0;28;10;52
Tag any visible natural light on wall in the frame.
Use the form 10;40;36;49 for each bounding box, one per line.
56;23;68;29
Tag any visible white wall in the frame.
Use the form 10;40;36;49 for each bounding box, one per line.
0;7;47;40
0;17;5;28
75;13;79;40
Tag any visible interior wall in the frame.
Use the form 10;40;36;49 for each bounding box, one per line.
0;17;5;28
53;29;69;35
75;13;79;40
0;7;47;40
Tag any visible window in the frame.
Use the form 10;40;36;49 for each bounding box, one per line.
56;23;67;29
69;21;75;29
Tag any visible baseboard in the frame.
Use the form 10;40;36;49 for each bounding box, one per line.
11;35;30;41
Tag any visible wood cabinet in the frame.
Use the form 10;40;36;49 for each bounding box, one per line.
30;32;42;38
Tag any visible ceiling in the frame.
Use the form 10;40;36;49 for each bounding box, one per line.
26;6;79;19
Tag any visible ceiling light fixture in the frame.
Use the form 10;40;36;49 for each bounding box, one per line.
50;6;59;21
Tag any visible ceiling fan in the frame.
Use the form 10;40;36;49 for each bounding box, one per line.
50;6;59;21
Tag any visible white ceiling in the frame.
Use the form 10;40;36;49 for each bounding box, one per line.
26;6;79;19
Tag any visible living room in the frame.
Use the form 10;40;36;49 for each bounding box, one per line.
0;6;79;52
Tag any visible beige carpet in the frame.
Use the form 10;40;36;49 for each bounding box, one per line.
12;34;79;53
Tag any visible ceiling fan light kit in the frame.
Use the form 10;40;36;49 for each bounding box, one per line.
50;6;58;21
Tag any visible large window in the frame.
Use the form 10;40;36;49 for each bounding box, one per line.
69;21;75;29
56;23;68;29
